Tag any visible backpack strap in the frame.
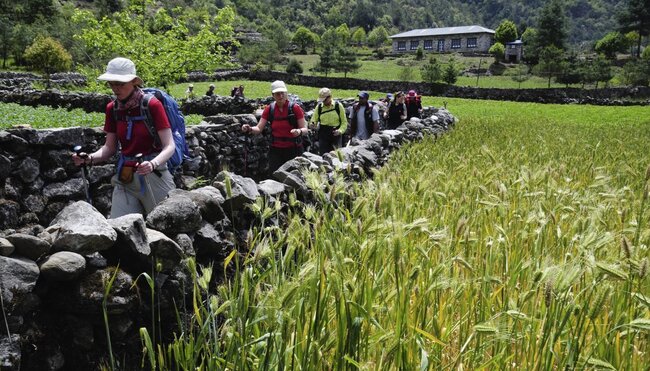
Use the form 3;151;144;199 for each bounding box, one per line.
139;94;162;148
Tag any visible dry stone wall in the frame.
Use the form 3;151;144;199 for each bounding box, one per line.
0;102;455;371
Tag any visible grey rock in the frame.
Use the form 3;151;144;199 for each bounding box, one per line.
42;178;85;200
47;201;117;254
75;267;136;315
257;179;286;198
146;195;202;235
71;317;94;350
6;233;51;260
0;256;39;311
43;167;68;181
39;251;86;281
84;252;108;269
0;199;20;230
213;171;259;211
0;237;14;256
45;346;65;371
23;194;46;213
169;186;226;223
0;154;10;180
194;221;233;259
174;233;195;256
108;213;150;257
147;229;184;272
0;334;21;371
16;157;40;183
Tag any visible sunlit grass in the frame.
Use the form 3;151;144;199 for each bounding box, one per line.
140;98;650;369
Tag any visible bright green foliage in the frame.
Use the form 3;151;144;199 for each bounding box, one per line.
489;42;505;62
582;55;613;88
72;3;236;88
415;46;424;60
556;52;583;87
292;26;317;54
420;57;443;84
621;58;650;86
507;63;530;88
334;47;360;77
643;46;650;60
23;36;72;87
367;26;389;49
494;20;518;44
351;27;366;47
595;32;629;60
335;23;350;46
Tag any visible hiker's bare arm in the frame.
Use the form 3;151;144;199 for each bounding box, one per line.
290;118;308;137
242;118;267;135
73;133;119;166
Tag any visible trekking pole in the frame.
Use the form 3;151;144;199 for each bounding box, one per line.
73;145;92;204
135;153;158;206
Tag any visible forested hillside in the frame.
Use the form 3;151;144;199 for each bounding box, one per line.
223;0;623;46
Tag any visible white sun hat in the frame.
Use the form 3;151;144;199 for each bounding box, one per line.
271;80;288;93
97;57;144;86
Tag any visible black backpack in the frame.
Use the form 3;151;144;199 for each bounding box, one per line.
268;100;299;128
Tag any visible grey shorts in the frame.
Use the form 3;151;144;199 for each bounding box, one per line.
109;167;175;218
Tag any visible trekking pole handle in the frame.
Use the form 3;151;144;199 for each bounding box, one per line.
134;153;162;177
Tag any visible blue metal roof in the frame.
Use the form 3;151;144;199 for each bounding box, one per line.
390;25;495;39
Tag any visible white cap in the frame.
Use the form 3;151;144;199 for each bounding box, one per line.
189;84;194;88
97;57;143;86
317;87;331;102
271;80;287;93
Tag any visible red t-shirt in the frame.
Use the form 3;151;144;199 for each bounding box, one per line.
104;98;170;157
261;101;305;148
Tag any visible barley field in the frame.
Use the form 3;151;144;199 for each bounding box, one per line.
140;104;650;370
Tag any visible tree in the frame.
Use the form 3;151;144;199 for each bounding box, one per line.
589;55;613;88
335;24;350;46
489;42;505;62
533;46;563;87
352;27;366;47
321;28;338;48
72;5;236;88
367;26;389;49
0;15;12;68
399;64;415;81
443;58;458;85
595;32;628;60
314;45;335;76
508;64;530;88
334;47;360;77
286;58;303;74
556;52;582;87
292;26;317;54
621;58;650;85
420;56;442;84
536;0;567;50
495;20;518;44
24;36;72;88
521;27;540;64
618;0;650;57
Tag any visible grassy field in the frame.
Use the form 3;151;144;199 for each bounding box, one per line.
138;97;650;370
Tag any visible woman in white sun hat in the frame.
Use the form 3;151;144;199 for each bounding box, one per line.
241;80;307;174
71;57;176;218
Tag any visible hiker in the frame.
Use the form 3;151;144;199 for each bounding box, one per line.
71;57;175;218
310;87;347;155
241;80;307;173
348;91;380;140
384;91;407;129
231;84;245;98
205;84;215;96
185;84;196;100
405;89;422;119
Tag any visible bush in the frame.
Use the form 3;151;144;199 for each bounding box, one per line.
416;46;424;60
286;58;303;74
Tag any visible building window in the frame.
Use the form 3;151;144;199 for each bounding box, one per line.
397;41;406;51
451;39;461;49
467;38;477;48
424;40;433;50
410;40;419;50
437;39;445;52
509;44;517;49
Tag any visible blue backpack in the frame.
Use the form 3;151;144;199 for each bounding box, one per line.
113;88;190;172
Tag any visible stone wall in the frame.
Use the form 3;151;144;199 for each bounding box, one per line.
0;108;456;370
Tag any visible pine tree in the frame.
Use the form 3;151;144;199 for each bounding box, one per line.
315;46;335;76
618;0;650;57
334;47;361;77
536;0;567;50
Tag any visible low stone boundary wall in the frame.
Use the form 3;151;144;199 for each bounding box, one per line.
0;108;455;370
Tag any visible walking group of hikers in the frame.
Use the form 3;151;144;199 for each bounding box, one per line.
72;57;424;219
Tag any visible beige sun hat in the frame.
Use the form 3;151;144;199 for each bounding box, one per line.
271;80;288;93
317;87;332;102
97;57;144;86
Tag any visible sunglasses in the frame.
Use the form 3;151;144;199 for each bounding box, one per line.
107;81;128;88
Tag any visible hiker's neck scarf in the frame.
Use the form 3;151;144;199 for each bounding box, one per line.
116;87;144;112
